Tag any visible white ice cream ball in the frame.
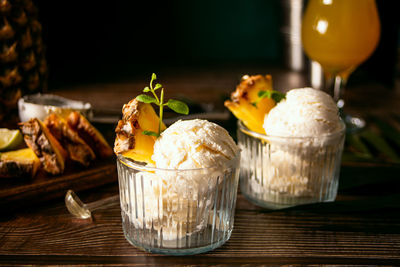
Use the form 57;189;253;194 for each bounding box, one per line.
152;119;239;170
263;88;341;137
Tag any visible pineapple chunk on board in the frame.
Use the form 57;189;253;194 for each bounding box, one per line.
20;118;68;175
0;148;40;178
67;111;113;159
225;75;276;134
114;99;166;164
44;113;96;166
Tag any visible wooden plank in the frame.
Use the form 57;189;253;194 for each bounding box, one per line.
0;158;117;211
1;158;400;264
0;196;399;264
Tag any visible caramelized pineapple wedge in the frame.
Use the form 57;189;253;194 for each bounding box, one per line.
44;113;96;166
20;118;67;175
224;75;276;134
67;111;113;159
114;99;166;164
0;148;40;178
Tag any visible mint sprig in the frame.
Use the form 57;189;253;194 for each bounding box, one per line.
252;90;286;107
136;73;189;137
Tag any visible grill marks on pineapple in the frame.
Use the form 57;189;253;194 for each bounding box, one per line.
20;118;66;175
114;99;163;164
225;74;275;134
67;111;113;159
115;114;138;153
44;114;96;167
0;148;40;178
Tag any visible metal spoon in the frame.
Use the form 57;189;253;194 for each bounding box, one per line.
65;190;119;219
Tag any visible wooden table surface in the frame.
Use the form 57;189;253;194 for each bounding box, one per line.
1;67;400;265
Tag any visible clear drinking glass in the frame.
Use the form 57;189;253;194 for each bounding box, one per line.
301;0;380;131
237;121;345;209
116;152;240;255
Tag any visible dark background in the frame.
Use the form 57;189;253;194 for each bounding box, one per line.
35;0;399;89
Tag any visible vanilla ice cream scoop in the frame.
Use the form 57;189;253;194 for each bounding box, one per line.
152;119;239;169
263;88;341;137
122;119;240;242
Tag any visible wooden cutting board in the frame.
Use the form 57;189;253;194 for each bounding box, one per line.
0;157;117;211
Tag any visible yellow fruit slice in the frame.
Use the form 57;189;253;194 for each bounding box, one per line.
45;113;96;166
0;148;40;178
224;75;276;134
0;128;24;151
114;99;166;164
67;111;113;159
20;118;68;175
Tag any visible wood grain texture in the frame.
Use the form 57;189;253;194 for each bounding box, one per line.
0;158;117;211
1;177;400;265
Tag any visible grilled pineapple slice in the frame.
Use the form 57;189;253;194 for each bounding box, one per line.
225;75;276;134
0;148;40;178
67;111;113;159
44;113;96;166
114;99;166;164
20;118;68;175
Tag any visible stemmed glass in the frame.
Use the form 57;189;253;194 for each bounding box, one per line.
301;0;380;131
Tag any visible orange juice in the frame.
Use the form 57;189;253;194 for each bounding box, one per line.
302;0;380;78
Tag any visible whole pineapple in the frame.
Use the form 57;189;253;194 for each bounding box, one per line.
0;0;47;127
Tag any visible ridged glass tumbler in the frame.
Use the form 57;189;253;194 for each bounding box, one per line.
116;152;240;255
237;121;345;209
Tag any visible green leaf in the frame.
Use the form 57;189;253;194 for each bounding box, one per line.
151;73;157;80
167;99;189;115
154;83;162;90
258;90;271;98
142;130;160;137
346;133;372;158
143;87;150;92
370;116;400;147
271;92;285;103
360;130;400;163
136;94;157;104
258;90;286;103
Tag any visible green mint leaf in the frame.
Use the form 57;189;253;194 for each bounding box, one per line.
251;102;257;107
142;130;160;137
143;87;150;92
152;73;157;81
258;90;271;99
154;83;162;90
136;94;157;104
167;99;189;115
258;90;285;103
271;91;285;103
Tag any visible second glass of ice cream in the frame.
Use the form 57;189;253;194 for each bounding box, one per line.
225;75;345;209
114;90;240;255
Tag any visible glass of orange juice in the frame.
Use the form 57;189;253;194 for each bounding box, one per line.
301;0;380;130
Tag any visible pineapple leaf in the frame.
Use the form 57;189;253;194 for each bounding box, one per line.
136;94;157;104
167;99;189;115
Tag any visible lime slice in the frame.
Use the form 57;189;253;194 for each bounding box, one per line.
0;128;24;151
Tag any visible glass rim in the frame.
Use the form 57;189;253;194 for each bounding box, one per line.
117;150;240;173
238;119;345;141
